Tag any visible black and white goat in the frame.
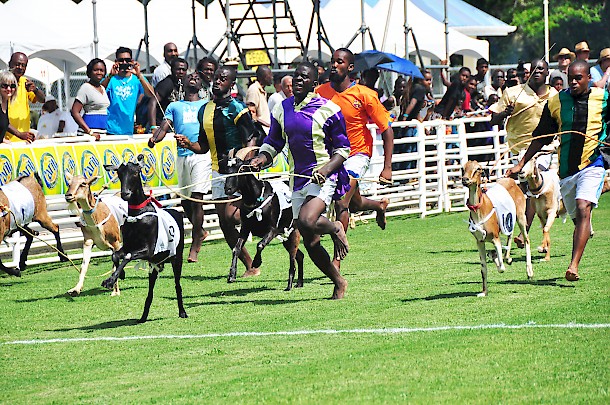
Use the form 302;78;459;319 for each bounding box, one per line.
102;155;187;323
219;147;304;290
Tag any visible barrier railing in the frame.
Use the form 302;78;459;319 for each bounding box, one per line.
1;116;511;267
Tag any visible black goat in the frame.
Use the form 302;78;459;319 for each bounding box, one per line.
219;148;304;290
102;155;187;323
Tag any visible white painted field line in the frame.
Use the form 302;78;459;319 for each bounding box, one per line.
3;322;610;346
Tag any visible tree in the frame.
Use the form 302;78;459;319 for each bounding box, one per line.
462;0;607;63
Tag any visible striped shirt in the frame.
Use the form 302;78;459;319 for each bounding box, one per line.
197;96;256;171
260;92;350;192
534;87;609;179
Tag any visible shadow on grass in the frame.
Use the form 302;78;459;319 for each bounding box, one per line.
50;318;142;332
182;274;226;282
183;286;275;300
186;297;321;308
15;286;141;302
498;277;575;288
401;291;481;302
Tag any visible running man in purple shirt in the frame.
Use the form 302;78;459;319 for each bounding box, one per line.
251;62;351;299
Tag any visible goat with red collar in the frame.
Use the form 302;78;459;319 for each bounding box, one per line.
461;160;533;296
103;154;187;323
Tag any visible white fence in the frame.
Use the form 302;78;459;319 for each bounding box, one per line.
1;116;511;268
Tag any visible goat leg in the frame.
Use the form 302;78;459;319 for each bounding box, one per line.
476;241;488;297
102;255;130;290
139;270;158;323
228;237;246;283
172;258;187;319
18;229;35;272
0;260;21;277
68;239;93;296
253;229;277;269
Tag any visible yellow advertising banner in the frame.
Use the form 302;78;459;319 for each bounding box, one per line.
0;138;178;195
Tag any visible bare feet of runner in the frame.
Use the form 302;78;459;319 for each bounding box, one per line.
376;198;389;230
242;267;261;278
331;277;348;300
331;221;349;261
188;229;209;263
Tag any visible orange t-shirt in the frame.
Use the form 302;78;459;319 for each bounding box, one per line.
316;82;389;157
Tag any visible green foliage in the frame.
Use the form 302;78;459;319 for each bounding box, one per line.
0;195;609;402
463;0;608;63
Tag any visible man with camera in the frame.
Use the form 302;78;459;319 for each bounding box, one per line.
102;47;154;135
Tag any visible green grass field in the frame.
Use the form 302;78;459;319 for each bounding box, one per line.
1;195;609;404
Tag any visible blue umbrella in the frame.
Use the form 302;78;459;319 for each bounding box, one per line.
377;53;424;79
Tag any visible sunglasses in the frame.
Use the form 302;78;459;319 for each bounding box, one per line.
0;83;17;89
117;58;132;63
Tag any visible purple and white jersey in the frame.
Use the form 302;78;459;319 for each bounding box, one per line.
260;92;350;194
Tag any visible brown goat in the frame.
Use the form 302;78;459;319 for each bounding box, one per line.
65;173;126;296
461;161;533;296
0;174;67;276
518;155;562;262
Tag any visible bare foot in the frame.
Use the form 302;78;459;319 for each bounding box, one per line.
188;229;209;263
331;277;348;299
331;221;349;261
242;267;261;278
376;198;389;230
513;235;525;249
565;268;579;281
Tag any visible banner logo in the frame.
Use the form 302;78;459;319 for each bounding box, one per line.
104;149;121;183
0;154;13;185
81;150;101;179
140;148;156;182
161;146;175;181
16;154;36;177
40;152;59;189
122;148;135;164
62;151;77;185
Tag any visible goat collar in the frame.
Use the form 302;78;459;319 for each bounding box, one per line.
128;190;163;210
82;193;101;215
527;176;544;196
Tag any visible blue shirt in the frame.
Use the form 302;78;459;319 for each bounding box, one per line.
106;75;145;135
164;99;207;157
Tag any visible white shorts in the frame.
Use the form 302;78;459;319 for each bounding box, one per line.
291;178;337;219
343;153;370;180
211;170;233;200
559;165;606;219
177;153;211;196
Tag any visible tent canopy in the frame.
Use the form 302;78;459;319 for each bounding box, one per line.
0;0;511;81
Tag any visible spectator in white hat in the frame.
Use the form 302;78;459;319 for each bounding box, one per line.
37;95;78;138
574;41;590;61
549;47;575;90
591;48;610;90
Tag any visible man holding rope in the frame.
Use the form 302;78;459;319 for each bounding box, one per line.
175;66;261;277
490;58;557;248
316;48;393;270
250;62;351;299
506;59;609;282
148;72;210;263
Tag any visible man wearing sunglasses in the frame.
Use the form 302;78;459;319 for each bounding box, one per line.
6;52;44;142
102;46;154;135
506;60;610;282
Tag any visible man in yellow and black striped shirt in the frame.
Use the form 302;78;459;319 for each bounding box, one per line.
507;60;609;282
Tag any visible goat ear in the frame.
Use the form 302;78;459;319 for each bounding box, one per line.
87;175;101;185
482;168;490;180
104;164;119;172
136;154;145;165
65;171;73;184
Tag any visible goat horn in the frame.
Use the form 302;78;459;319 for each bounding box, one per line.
235;146;260;161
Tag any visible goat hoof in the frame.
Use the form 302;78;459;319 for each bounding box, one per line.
119;270;126;280
59;255;69;263
528;276;534;281
227;275;236;283
477;291;487;297
506;258;513;265
284;286;292;292
101;279;114;290
296;282;303;288
252;257;262;268
66;289;80;297
137;317;148;324
3;267;21;277
179;312;188;319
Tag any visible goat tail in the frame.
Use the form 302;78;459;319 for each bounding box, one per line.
16;172;43;188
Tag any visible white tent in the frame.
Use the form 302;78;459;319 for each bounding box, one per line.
0;0;501;78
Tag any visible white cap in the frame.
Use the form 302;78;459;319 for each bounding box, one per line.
44;95;56;103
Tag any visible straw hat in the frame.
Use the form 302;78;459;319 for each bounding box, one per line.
574;41;590;53
553;47;575;61
598;48;610;64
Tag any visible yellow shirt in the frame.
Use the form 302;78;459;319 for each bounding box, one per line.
7;76;37;141
489;84;557;153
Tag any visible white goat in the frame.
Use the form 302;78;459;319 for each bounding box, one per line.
65;173;126;296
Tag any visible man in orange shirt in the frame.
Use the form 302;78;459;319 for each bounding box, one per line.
316;48;393;249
